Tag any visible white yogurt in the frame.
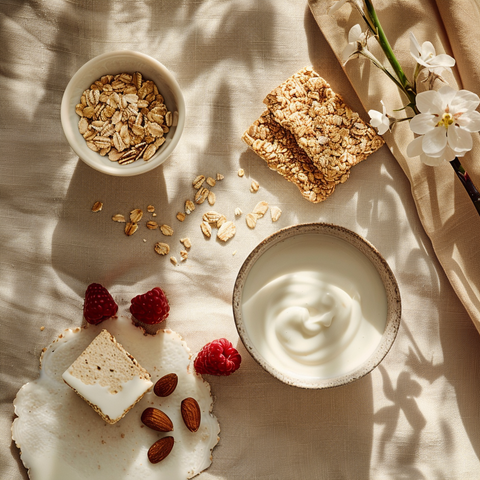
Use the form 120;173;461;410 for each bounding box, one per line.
241;233;387;379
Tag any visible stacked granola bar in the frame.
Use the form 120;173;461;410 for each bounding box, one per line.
242;67;384;203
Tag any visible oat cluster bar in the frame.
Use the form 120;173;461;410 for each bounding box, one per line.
242;67;384;203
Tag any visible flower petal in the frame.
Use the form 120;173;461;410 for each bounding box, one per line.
406;136;424;158
456;111;480;132
409;32;421;57
421;41;436;59
422;127;447;155
368;110;382;123
409;113;436;134
437;85;458;109
380;99;387;114
447;125;473;154
437;145;456;163
450;89;480;113
368;109;388;134
342;44;358;63
348;24;362;43
427;53;455;68
416;90;443;114
421;152;448;166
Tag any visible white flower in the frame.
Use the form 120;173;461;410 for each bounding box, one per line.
342;24;368;64
329;0;366;16
409;32;455;75
406;86;480;166
368;101;390;135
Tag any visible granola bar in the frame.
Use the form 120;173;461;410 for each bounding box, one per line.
242;110;336;203
263;67;384;184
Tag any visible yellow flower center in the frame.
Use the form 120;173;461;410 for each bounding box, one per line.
437;112;454;129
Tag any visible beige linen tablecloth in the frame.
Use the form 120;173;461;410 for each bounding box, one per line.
2;1;480;479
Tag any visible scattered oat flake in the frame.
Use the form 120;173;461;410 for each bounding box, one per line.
147;205;155;213
125;222;138;236
203;211;222;224
207;191;216;206
206;177;216;187
200;221;212;238
238;168;245;177
246;213;257;229
250;180;260;193
253;201;269;218
152;213;157;217
170;256;178;266
130;208;143;223
40;326;45;331
232;250;237;256
176;212;186;222
92;201;103;212
180;237;192;249
185;200;195;214
192;175;205;189
234;207;243;216
195;187;209;205
216;173;224;181
160;224;174;236
180;250;188;261
216;214;227;228
154;242;170;255
112;214;126;223
217;221;236;242
146;221;158;229
271;206;282;222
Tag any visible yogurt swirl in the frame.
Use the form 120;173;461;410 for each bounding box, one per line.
242;270;384;379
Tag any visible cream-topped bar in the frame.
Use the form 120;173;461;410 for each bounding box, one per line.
62;329;153;424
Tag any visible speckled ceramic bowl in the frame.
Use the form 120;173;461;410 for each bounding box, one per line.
61;50;185;176
232;223;401;389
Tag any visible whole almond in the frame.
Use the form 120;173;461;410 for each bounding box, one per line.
141;407;173;432
148;436;174;464
181;397;201;432
154;373;178;397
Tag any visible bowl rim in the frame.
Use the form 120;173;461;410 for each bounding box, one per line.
232;222;402;389
60;50;186;177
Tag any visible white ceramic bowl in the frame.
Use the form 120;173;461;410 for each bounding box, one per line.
61;51;185;176
233;223;401;389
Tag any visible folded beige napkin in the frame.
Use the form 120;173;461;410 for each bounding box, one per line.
308;0;480;332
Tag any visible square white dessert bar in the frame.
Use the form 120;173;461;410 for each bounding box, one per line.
62;329;153;424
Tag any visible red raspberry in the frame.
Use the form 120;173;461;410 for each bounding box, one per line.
130;287;170;325
194;338;242;376
83;283;118;325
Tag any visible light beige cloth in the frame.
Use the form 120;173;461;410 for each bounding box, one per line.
308;0;480;333
3;1;480;479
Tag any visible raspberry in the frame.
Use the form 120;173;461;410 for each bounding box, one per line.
194;338;241;376
83;283;118;325
130;287;170;325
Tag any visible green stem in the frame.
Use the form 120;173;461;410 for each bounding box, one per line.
359;50;404;92
363;0;418;113
392;117;414;124
412;62;422;91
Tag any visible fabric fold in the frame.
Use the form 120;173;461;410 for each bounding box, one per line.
308;0;480;333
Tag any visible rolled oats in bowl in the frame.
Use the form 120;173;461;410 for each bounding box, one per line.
61;51;185;176
76;72;172;165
